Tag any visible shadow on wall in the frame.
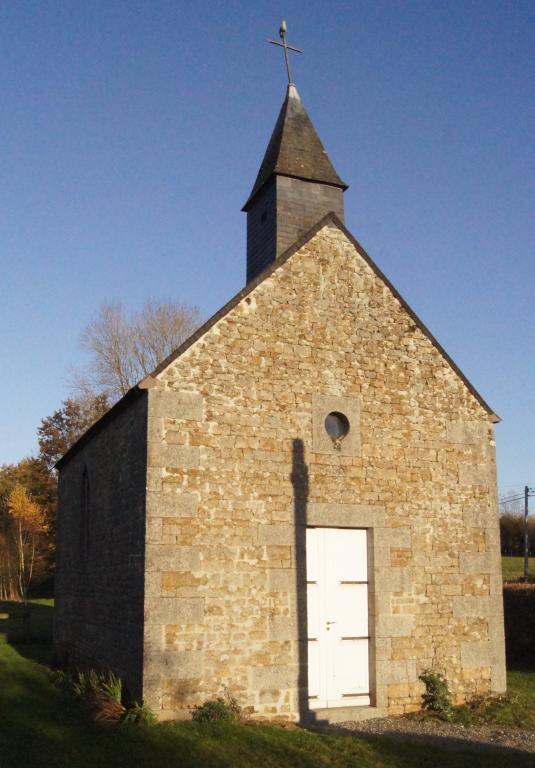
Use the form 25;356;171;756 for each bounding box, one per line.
291;438;326;725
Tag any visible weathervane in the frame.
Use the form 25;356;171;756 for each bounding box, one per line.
267;20;302;85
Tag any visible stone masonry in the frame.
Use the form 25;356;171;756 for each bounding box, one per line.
137;218;505;720
55;393;147;701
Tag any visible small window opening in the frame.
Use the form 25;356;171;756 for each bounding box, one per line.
325;412;350;450
261;211;268;224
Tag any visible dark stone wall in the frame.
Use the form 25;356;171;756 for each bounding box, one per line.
54;393;147;700
245;175;345;283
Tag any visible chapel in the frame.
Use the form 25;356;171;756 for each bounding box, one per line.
55;50;506;722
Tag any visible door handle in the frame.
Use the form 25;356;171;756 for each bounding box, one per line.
326;620;336;630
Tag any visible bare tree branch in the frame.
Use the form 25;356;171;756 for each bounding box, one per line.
70;299;201;402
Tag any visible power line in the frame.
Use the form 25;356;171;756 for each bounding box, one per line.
500;495;527;505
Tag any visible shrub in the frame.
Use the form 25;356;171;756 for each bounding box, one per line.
67;669;122;703
419;669;453;720
122;702;157;726
49;669;72;694
192;690;241;723
50;667;159;726
99;671;122;704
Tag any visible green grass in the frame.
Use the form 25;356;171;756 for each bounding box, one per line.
0;601;534;768
450;670;535;729
502;556;535;582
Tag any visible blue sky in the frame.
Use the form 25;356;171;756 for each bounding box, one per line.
1;1;534;495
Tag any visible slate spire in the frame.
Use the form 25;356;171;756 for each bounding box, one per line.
243;85;348;283
243;84;347;211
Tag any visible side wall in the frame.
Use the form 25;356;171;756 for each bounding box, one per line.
142;224;505;720
54;394;148;700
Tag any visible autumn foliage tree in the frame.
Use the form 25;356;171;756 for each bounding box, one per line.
38;395;109;470
0;484;49;601
0;298;201;597
0;459;56;598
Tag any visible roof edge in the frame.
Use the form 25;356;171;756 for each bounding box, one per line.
329;216;501;423
55;386;145;470
57;210;500;470
241;172;348;212
152;210;499;421
150;213;343;377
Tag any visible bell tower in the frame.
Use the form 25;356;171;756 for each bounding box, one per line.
242;80;348;283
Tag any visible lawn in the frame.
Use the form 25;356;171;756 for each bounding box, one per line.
0;600;533;768
502;556;535;582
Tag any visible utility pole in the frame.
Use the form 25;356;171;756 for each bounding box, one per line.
524;485;530;582
499;486;534;580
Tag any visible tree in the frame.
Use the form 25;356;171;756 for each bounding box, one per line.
0;462;56;599
38;395;109;470
3;484;48;601
70;299;202;401
0;458;56;535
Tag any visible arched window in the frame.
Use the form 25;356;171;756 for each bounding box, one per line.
80;467;90;557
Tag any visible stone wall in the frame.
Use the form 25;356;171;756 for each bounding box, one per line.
142;221;505;721
55;394;147;700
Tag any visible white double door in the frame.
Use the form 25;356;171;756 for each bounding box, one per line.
306;527;370;709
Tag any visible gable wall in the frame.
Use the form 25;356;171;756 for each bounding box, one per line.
143;223;504;720
54;393;147;700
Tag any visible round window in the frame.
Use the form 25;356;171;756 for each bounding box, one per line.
324;411;350;441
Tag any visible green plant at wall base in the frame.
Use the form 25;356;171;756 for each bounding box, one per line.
49;669;72;694
50;668;122;703
73;669;123;703
419;670;453;720
192;691;242;723
99;671;123;704
121;702;157;726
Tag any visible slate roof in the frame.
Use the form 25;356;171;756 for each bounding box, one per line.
242;85;348;211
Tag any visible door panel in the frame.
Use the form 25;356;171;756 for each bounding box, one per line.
333;638;370;696
328;529;368;583
306;583;321;638
306;527;370;708
307;640;321;699
335;583;368;638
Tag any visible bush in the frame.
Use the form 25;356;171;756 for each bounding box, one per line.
192;691;241;723
122;702;157;726
68;669;122;704
50;667;158;726
419;669;453;720
50;668;125;723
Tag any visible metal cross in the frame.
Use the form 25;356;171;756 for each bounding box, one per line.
267;20;302;85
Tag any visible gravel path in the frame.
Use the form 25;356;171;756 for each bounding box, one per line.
323;716;535;755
